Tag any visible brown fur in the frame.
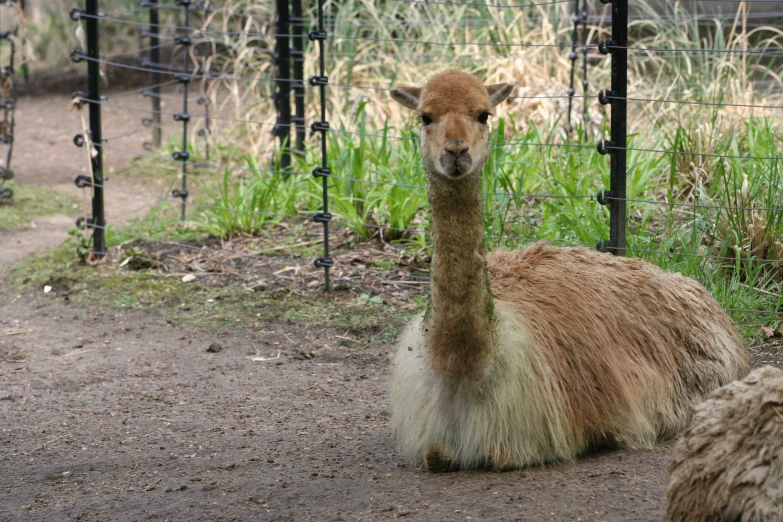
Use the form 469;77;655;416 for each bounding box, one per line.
389;70;749;471
426;170;494;376
488;244;747;446
665;366;783;522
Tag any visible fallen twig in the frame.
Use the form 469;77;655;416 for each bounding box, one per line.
247;351;281;362
144;478;163;491
64;348;96;358
39;434;68;450
3;329;33;336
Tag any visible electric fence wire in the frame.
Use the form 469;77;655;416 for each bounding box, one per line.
98;78;783;114
109;79;180;97
325;11;783;30
73;54;301;84
397;0;572;7
91;141;783;214
79;168;783;264
99;142;308;175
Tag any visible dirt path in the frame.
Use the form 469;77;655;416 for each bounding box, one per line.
1;90;176;270
0;292;674;522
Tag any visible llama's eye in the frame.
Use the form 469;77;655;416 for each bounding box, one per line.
420;114;433;126
477;111;491;124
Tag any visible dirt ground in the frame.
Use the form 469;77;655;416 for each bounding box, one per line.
0;287;779;522
1;91;782;522
0;293;666;522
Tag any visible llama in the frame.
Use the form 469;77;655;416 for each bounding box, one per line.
388;70;749;472
665;365;783;522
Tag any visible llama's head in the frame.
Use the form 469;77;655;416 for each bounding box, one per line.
391;70;513;180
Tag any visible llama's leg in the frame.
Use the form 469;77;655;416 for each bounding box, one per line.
423;444;457;473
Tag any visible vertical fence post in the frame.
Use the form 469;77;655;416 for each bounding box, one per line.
172;0;191;220
309;0;332;291
596;0;627;256
68;0;106;255
146;0;162;148
291;0;306;153
82;0;106;257
273;0;291;170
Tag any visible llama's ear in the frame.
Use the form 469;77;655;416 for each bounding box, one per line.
486;83;514;107
390;87;421;110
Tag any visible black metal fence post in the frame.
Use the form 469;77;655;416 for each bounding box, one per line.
291;0;306;153
172;0;191;220
79;0;106;257
596;0;628;256
310;0;332;291
273;0;291;170
145;0;162;148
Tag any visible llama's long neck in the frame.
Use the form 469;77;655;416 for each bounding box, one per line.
425;171;495;377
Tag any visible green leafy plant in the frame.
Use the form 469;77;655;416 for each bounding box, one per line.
67;228;92;262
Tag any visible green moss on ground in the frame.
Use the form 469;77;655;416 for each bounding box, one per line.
7;243;410;340
0;182;77;230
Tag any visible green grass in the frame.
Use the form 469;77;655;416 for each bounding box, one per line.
0;182;77;230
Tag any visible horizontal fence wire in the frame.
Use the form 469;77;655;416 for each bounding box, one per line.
326;35;598;49
619;44;783;56
78;97;281;129
607;94;783;111
74;55;291;83
81;174;783;267
86;142;783;213
396;0;572;7
98;143;307;174
331;12;783;26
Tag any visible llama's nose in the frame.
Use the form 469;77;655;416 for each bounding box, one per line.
441;139;472;176
444;139;469;157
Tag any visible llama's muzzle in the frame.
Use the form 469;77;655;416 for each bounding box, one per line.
440;149;472;177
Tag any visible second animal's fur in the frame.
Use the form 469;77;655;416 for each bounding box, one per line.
665;366;783;522
389;70;749;471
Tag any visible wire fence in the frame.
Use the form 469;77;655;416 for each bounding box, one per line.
58;0;783;323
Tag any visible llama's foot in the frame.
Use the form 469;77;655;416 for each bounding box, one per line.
490;450;516;472
423;444;457;473
484;446;516;472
